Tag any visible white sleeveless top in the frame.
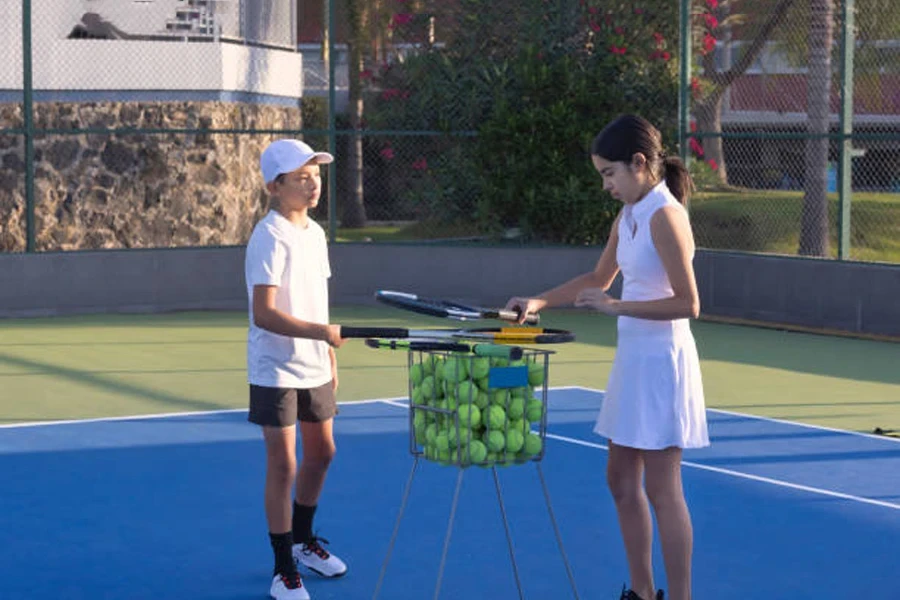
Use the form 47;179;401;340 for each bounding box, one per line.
617;181;691;340
593;181;710;450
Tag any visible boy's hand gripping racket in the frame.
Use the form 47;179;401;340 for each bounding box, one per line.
374;290;540;325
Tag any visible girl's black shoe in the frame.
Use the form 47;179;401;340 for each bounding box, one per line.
619;585;665;600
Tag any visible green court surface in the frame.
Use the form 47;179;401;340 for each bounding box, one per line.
0;307;897;434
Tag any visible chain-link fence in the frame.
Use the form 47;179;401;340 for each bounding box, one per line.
688;0;900;262
2;0;898;262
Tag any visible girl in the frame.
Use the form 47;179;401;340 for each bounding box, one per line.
505;114;709;600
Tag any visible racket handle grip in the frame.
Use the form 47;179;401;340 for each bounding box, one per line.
498;309;540;325
471;344;524;361
341;326;407;339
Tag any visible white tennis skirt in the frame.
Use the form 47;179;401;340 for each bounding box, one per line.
594;329;710;450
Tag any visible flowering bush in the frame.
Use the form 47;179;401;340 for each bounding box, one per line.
360;0;684;242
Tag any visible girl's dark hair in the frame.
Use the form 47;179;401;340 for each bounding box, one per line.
590;114;694;206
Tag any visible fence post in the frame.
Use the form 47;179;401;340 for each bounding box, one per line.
22;0;35;253
325;0;338;242
678;0;692;182
837;0;855;260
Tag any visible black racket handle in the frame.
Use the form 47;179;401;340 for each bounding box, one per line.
341;326;408;339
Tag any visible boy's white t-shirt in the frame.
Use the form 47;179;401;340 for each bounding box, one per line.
245;210;332;389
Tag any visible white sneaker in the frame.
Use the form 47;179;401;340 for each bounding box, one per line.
293;537;348;578
269;571;310;600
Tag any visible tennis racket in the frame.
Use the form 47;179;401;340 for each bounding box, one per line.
364;338;524;360
341;326;575;345
375;290;540;325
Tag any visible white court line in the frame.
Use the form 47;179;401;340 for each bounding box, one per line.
4;389;898;511
543;432;900;512
0;397;407;429
568;385;900;444
378;393;900;512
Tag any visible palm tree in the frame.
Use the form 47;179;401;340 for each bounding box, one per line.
798;0;834;256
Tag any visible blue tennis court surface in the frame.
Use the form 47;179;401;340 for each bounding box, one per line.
1;387;897;599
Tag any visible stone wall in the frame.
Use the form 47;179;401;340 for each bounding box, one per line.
0;101;302;251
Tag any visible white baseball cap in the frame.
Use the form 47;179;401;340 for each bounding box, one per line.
260;139;334;184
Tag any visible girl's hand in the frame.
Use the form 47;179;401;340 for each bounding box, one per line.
504;297;547;324
575;288;619;316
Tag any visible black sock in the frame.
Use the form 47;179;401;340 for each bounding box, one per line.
269;531;295;576
292;502;317;544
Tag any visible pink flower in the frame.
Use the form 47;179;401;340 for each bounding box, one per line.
689;138;704;157
391;13;413;26
412;157;428;171
702;32;716;54
708;158;719;171
589;20;601;32
652;31;665;45
614;26;624;35
660;51;671;61
588;6;598;14
634;8;644;14
609;45;627;55
704;13;719;30
360;69;373;80
380;147;395;160
706;0;718;8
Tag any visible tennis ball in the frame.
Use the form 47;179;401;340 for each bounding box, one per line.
411;386;426;406
525;399;544;423
467;439;488;464
457;404;482;429
486;405;507;430
456;380;477;403
470;357;490;380
422;355;437;375
490;357;509;367
443;356;468;383
414;423;427;445
425;423;438;444
413;409;426;429
409;363;424;386
484;430;505;453
448;426;474;448
527;361;545;386
474;376;490;392
489;389;508;406
507;396;525;420
474;390;489;410
505;429;524;453
523;432;542;456
435;432;450;452
508;418;526;435
420;376;436;401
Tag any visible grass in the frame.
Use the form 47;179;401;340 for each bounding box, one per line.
690;189;900;263
325;190;900;263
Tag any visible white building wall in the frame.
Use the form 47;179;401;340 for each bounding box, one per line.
1;0;301;99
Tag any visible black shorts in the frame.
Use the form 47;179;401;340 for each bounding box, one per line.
248;382;338;427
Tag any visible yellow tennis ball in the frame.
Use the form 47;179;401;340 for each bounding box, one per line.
527;361;545;386
457;404;482;429
409;362;424;386
505;429;524;453
525;399;544;423
507;397;525;420
467;439;488;464
484;430;505;453
523;432;542;456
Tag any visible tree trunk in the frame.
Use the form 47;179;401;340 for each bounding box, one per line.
695;91;728;185
798;0;833;257
342;0;368;228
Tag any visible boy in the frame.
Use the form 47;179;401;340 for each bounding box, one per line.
245;139;348;600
